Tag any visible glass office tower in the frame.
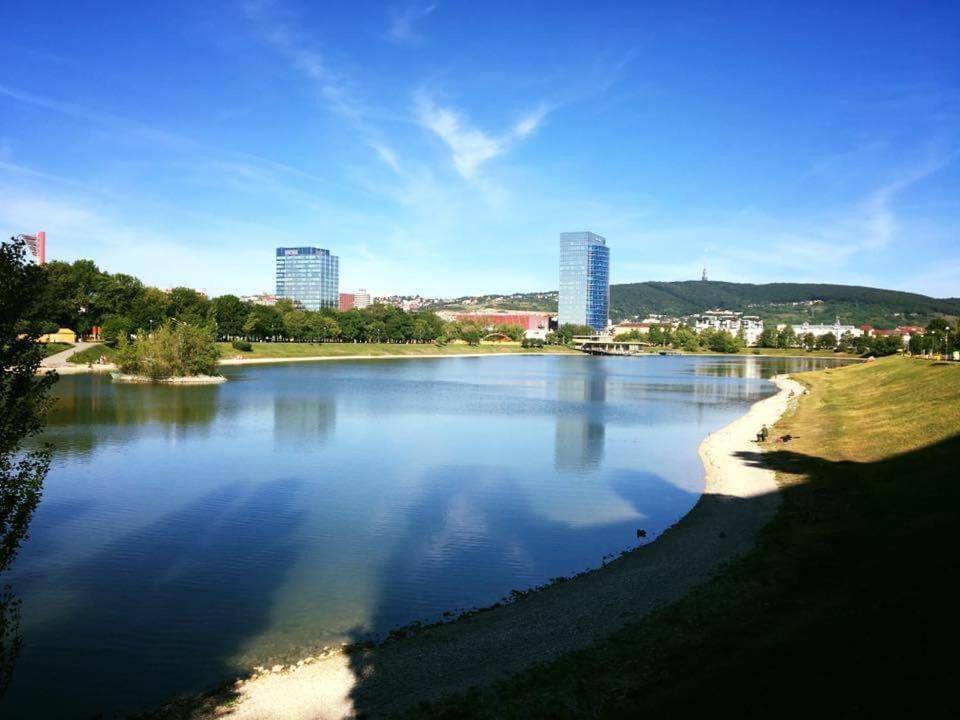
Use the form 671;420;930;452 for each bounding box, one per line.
558;231;610;330
275;247;339;311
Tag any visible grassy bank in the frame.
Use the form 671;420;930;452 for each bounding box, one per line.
406;357;960;717
39;341;72;357
67;344;117;364
218;341;578;359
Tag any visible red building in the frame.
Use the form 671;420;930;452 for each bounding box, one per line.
339;293;355;311
452;312;551;331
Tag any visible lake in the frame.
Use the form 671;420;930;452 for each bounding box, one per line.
3;354;847;718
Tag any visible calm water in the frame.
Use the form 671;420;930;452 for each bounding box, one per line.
4;354;846;717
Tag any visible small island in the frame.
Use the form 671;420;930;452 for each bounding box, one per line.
112;321;225;384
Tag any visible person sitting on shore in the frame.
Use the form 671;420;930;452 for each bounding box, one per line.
759;425;769;442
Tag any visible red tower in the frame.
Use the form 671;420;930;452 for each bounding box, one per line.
18;231;46;264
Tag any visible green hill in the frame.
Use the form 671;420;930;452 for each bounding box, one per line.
425;281;958;328
610;281;959;327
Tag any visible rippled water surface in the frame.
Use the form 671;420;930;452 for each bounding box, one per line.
4;354;848;717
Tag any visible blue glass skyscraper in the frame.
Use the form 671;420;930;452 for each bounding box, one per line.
275;247;339;311
558;231;610;330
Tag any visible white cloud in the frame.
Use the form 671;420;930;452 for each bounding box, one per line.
414;92;549;178
387;3;437;45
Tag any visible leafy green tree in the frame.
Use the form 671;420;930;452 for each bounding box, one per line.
338;309;366;342
707;330;742;353
674;326;701;351
166;287;210;326
802;332;817;351
816;332;837;350
282;310;311;341
128;286;170;334
493;324;526;341
211;295;249;339
243;305;283;340
758;327;779;348
364;320;386;343
115;321;220;379
777;325;797;349
1;237;56;696
99;314;133;345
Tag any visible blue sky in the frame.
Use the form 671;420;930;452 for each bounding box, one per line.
1;1;958;298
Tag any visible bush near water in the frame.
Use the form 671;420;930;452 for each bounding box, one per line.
115;322;220;380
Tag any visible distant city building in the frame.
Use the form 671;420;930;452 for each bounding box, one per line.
453;311;552;340
353;289;372;309
240;293;277;306
695;310;764;346
275;247;339;311
558;231;609;331
17;230;46;264
780;318;861;340
339;292;355;311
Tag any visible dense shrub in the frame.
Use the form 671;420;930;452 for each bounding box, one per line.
231;339;252;352
521;338;545;349
116;321;220;379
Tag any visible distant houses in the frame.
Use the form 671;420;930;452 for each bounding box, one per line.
694;310;764;346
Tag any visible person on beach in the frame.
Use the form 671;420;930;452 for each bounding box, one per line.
758;425;769;442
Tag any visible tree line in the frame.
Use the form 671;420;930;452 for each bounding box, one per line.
27;258;544;346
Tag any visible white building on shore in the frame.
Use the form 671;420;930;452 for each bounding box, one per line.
778;318;861;340
693;310;764;346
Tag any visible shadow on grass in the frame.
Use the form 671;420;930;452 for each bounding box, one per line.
350;434;960;718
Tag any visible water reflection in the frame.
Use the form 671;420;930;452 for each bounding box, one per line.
272;395;337;447
4;355;856;718
43;376;220;458
555;364;607;470
362;463;695;637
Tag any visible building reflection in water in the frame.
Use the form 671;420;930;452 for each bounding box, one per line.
554;364;607;471
272;394;337;447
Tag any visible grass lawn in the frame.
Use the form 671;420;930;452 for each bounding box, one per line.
404;357;960;717
217;341;578;359
39;342;72;357
67;344;117;364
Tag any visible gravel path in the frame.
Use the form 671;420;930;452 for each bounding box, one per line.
39;341;96;368
209;376;804;720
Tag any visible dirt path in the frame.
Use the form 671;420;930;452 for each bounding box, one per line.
197;376;804;720
39;341;96;368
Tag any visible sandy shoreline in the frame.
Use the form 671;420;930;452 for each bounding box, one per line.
40;350;576;375
186;374;805;720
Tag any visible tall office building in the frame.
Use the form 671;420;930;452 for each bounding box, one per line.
275;247;339;311
558;231;609;330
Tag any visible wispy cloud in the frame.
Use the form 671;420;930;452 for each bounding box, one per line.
242;0;403;174
387;3;437;45
414;91;549;178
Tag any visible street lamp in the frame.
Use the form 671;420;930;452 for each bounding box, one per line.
946;326;951;359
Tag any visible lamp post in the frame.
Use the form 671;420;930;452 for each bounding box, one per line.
946;326;951;359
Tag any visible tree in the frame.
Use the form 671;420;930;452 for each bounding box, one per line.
802;332;817;351
707;330;742;353
778;325;797;349
282;310;311;341
243;305;283;341
115;321;220;379
758;327;779;348
211;295;249;339
1;237;56;696
493;324;526;342
816;332;837;350
674;326;701;352
166;287;210;326
99;314;133;345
